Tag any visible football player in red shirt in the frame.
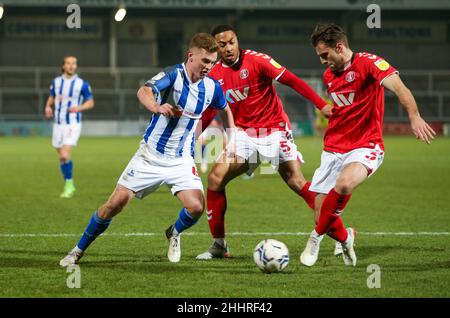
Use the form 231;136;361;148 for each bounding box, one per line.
300;23;436;267
196;25;332;260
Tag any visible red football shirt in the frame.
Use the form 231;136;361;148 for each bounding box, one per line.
207;49;291;131
323;52;398;153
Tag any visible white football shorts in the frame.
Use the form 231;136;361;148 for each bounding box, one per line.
117;143;203;199
52;123;82;148
232;129;304;175
310;144;385;194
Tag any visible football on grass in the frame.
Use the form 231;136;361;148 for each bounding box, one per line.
253;239;289;273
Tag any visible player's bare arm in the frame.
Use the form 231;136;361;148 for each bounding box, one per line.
137;86;178;117
68;98;95;113
44;96;54;118
217;104;236;157
217;104;235;131
382;74;436;144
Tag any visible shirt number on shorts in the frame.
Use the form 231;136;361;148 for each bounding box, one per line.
280;140;291;153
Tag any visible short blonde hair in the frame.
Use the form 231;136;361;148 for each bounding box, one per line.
189;33;219;53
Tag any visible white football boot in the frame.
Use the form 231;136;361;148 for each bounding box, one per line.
342;228;357;266
300;230;324;267
59;246;84;267
165;225;181;263
334;240;344;256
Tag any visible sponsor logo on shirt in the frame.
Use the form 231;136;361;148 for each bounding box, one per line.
330;91;355;107
179;108;201;119
225;86;249;103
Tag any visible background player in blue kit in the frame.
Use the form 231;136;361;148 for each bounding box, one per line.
44;56;94;198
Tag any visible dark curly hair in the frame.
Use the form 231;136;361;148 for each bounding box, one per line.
311;23;349;48
211;25;237;37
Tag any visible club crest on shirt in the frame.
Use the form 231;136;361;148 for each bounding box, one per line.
240;69;249;79
346;71;355;83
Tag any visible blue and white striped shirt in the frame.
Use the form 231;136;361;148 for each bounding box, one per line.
143;63;227;159
49;74;93;125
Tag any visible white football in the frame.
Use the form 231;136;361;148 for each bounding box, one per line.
253;239;289;273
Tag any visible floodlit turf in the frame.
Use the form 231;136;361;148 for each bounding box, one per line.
0;136;449;297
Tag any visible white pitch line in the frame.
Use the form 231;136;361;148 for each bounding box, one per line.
0;231;448;238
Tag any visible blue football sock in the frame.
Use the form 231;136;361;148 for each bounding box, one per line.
60;162;67;180
60;160;73;180
66;160;73;180
174;208;200;234
76;211;112;251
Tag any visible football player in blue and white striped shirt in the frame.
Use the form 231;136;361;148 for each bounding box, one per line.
44;56;94;198
60;33;235;266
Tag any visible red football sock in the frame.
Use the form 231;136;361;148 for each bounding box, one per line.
315;189;351;237
206;189;227;239
327;216;348;243
298;182;315;210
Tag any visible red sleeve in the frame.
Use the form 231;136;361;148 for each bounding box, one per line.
249;51;286;80
200;106;217;132
277;69;328;110
363;54;398;85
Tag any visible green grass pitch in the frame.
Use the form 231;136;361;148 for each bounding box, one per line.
0;136;449;297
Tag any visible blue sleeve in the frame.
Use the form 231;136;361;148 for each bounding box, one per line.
210;80;227;110
144;66;178;104
81;80;93;100
49;79;56;97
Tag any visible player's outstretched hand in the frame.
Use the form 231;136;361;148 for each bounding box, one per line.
44;106;53;119
321;104;333;118
410;115;436;144
159;103;182;118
